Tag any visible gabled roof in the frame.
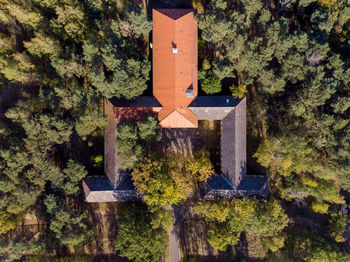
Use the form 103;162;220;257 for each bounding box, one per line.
153;9;198;128
159;110;197;128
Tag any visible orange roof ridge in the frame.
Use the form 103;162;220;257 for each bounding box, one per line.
153;9;198;128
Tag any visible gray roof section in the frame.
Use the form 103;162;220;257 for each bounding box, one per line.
189;107;235;120
221;97;246;188
108;96;162;107
189;96;241;107
104;99;132;189
104;99;119;188
237;176;269;198
189;97;242;121
200;173;269;200
83;176;142;202
206;175;233;190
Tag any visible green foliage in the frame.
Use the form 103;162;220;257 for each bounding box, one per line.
0;211;25;235
75;110;107;138
115;204;168;262
230;84;247;99
287;230;347;262
150;209;174;230
137;116;162;143
133;150;213;211
115;116;161;169
132;156;185;211
207;222;240;251
201;76;222;94
124;5;152;37
51;1;88;42
194;199;288;252
61;160;88;195
44;195;92;247
186;150;214;182
202;59;211;70
3;2;42;29
24;33;61;58
193;201;231;223
311;201;329;214
83;7;151;99
192;0;204;14
0;237;32;262
254;135;316;176
327;211;347;242
25;255;94;262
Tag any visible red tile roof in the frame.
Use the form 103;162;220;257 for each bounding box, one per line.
153;9;198;128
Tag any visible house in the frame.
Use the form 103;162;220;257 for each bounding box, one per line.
82;9;269;202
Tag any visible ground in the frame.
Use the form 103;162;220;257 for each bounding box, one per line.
158;120;221;172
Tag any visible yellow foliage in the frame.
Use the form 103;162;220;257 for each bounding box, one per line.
0;211;25;235
281;158;293;170
230;84;247;99
187;150;214;182
192;0;204;14
302;177;318;187
317;0;337;9
202;59;211;70
263;235;286;252
311;201;329;214
4;3;42;28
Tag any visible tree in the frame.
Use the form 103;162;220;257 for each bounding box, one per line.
51;1;88;42
132;157;183;211
201;76;222;94
254;135;316;177
207;222;240;251
288;230;347;261
327;211;346;242
115;204;168;262
187;150;214;182
0;211;25;235
230;84;247;98
311;201;329;214
193;201;232;223
24;32;61;58
82;8;151;99
132;151;212;211
137;115;162;143
124;5;152;37
2;2;42;29
75;110;107;138
61;160;88;195
194;199;288;252
150;208;174;230
44;195;92;247
115;116;161;169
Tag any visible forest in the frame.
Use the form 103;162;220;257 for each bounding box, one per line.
0;0;350;261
